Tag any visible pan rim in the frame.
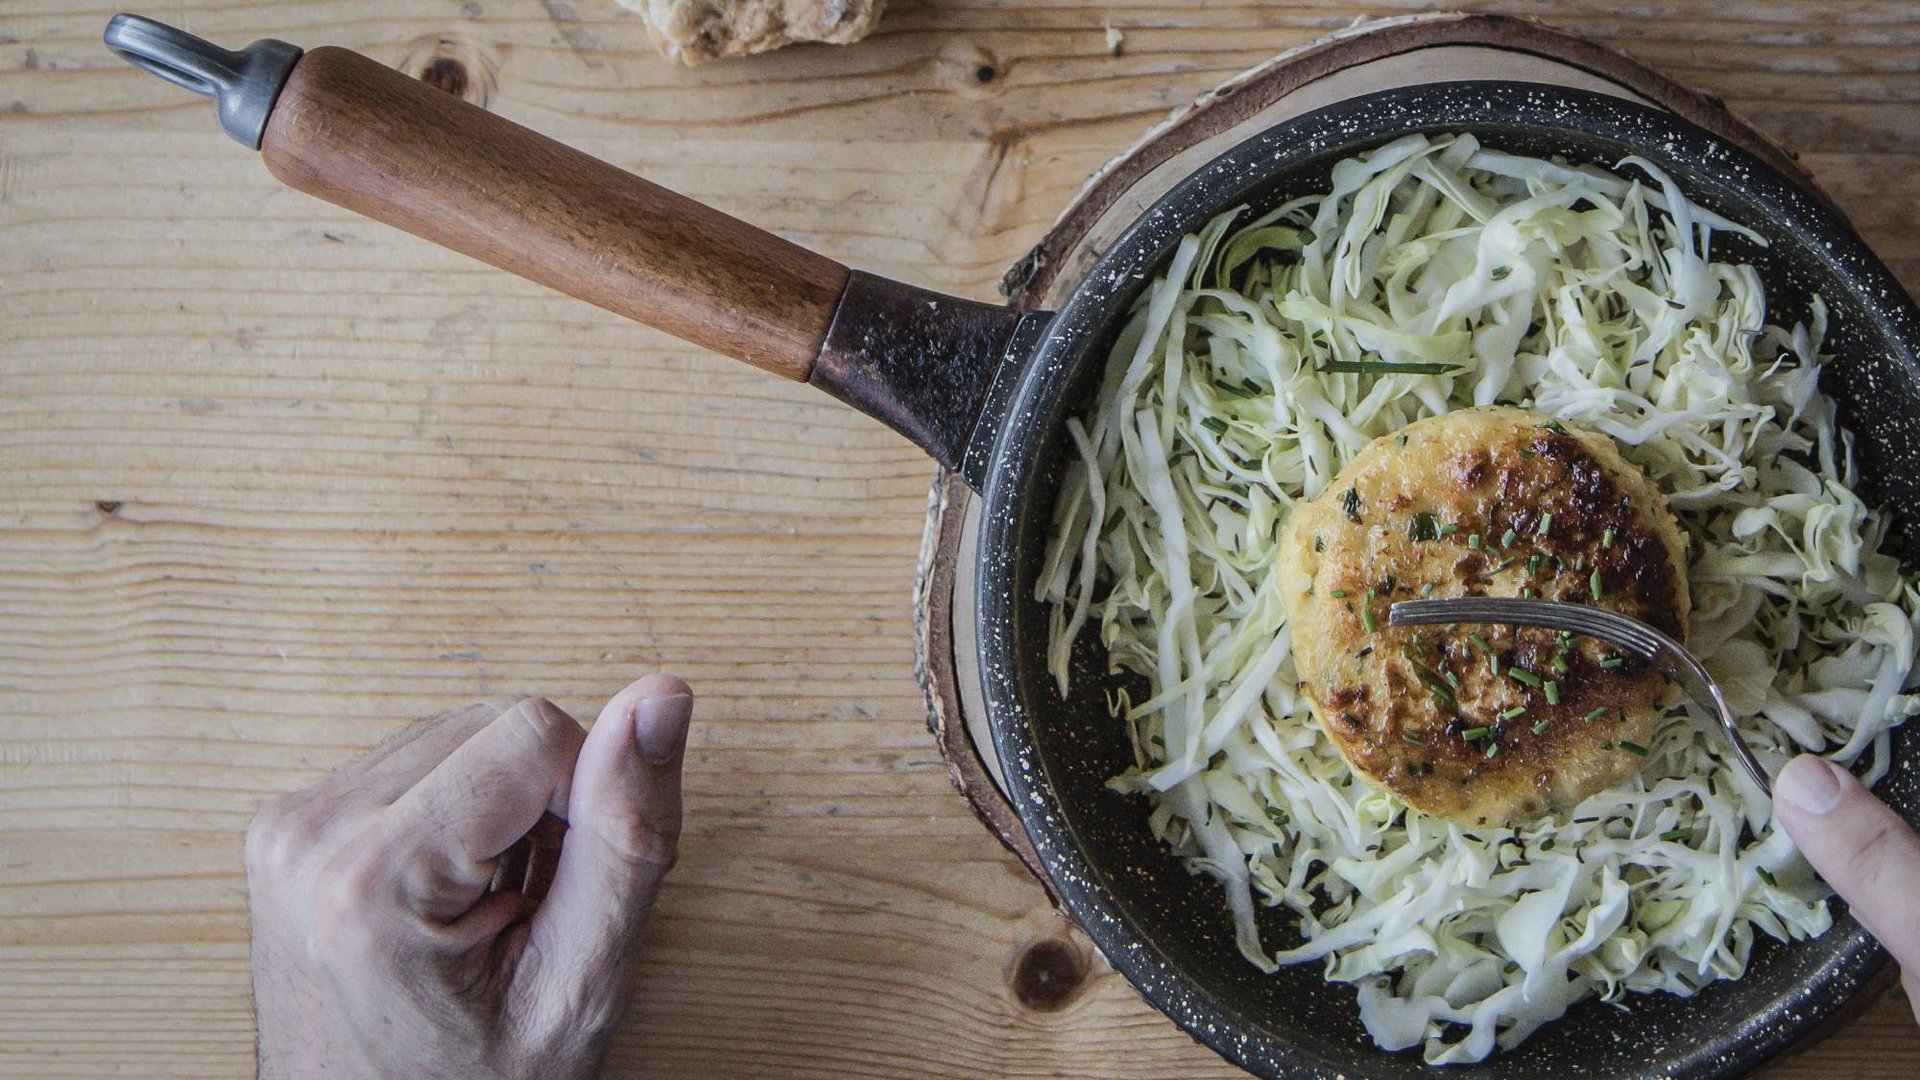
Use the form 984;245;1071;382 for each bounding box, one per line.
975;79;1920;1080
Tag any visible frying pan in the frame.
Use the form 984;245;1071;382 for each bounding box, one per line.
104;14;1920;1078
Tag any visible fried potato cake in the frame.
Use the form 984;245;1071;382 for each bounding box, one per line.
1276;406;1690;826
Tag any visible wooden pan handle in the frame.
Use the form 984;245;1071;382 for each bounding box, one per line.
260;47;849;380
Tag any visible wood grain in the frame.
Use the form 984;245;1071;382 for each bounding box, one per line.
264;45;850;381
1;1;1915;1077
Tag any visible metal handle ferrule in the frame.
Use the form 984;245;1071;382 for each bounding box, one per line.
102;13;301;149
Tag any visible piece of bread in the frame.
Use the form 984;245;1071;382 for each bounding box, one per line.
618;0;886;65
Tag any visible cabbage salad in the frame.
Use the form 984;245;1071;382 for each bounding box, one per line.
1036;132;1920;1063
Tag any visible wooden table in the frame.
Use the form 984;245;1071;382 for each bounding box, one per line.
2;2;1915;1076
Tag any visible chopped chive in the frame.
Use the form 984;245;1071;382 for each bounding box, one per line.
1412;663;1455;703
1508;668;1543;687
1461;726;1491;741
1339;712;1360;728
1330;589;1348;599
1491;653;1503;678
1241;377;1263;395
1659;828;1690;843
1402;731;1425;746
1531;717;1554;734
1602;527;1616;549
1544;680;1561;705
1620;740;1650;757
1355;645;1374;660
1600;654;1626;670
1468;633;1493;655
1397;434;1409;448
1527;554;1545;577
1500;706;1528;721
1550;655;1568;675
1501;528;1518;549
1590;569;1604;599
1468;533;1484;550
1214;381;1255;399
1488;555;1518;576
1314;535;1325;552
1543;420;1567;433
1440;522;1461;535
1342;487;1363;521
1421;582;1437;596
1517;448;1536;459
1584;706;1609;723
1266;806;1290;829
1409;510;1440;542
1318;359;1463;376
1442;668;1461;690
1491;265;1512;280
1201;416;1229;436
1484;741;1501;759
1361;589;1378;633
1757;866;1778;887
1537;512;1553;537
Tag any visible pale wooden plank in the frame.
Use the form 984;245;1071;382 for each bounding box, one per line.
2;1;1915;1077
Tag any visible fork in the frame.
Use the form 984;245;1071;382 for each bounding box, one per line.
1388;597;1772;795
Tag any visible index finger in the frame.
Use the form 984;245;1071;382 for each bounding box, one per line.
384;697;586;919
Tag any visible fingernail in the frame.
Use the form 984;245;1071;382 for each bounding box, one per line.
632;692;692;764
1776;754;1843;815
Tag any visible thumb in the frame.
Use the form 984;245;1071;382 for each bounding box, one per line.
521;675;691;1032
1773;753;1920;1019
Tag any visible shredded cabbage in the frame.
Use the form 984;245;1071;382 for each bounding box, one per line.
1038;132;1920;1064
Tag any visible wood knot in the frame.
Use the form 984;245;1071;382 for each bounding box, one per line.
94;500;122;516
420;57;470;99
939;42;1002;100
399;35;498;108
1009;937;1088;1012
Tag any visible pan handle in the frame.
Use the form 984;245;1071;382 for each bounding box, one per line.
260;44;847;381
104;16;1044;480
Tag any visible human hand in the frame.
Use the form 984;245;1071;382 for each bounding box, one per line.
1773;753;1920;1023
244;675;693;1079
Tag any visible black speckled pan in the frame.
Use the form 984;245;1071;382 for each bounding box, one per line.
975;83;1920;1079
113;17;1920;1075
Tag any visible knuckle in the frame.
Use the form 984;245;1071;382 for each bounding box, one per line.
244;795;316;878
1846;817;1900;894
308;847;386;960
461;695;522;721
595;811;680;873
504;697;582;757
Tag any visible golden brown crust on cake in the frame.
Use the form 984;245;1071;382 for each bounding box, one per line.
1276;406;1691;826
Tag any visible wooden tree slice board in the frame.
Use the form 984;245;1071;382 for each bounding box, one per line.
910;13;1895;1054
917;9;1829;889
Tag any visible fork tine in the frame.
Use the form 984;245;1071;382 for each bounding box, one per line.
1387;597;1772;793
1387;598;1659;659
